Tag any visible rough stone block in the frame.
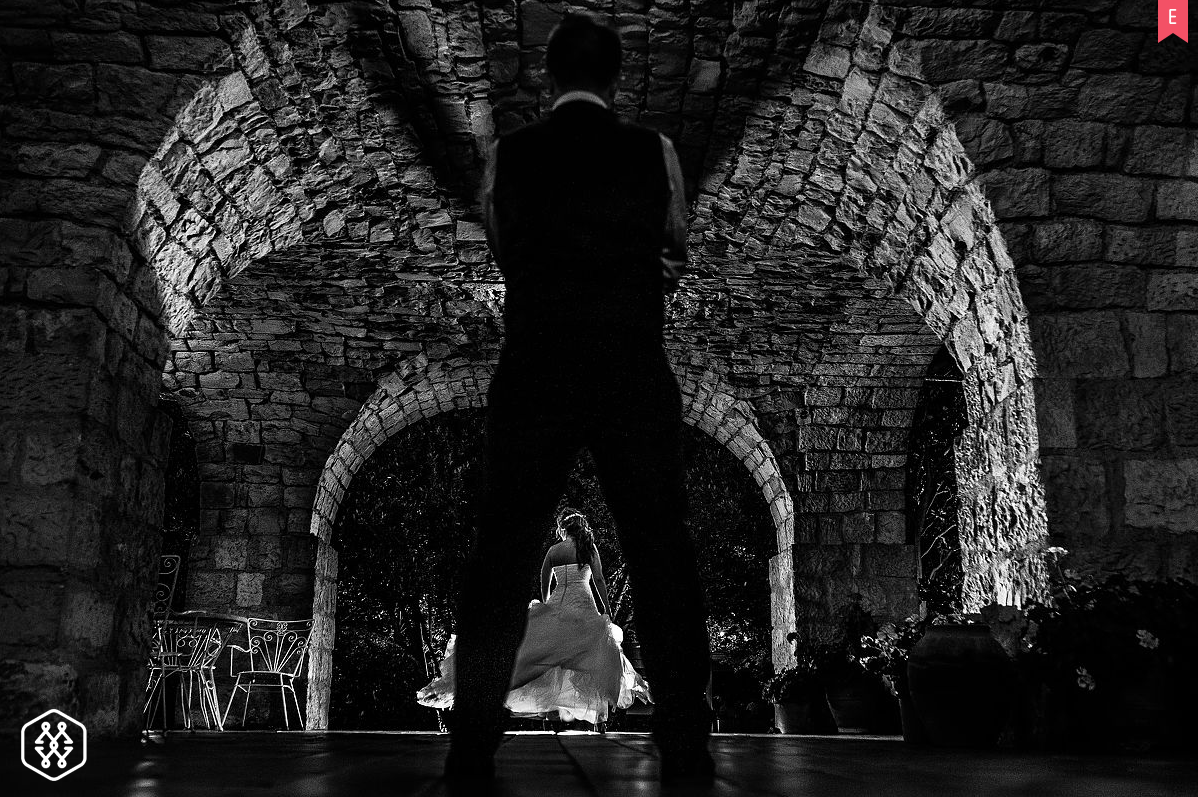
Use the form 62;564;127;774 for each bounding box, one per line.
1077;73;1164;123
0;659;78;734
1156;180;1198;221
898;38;1008;82
980;168;1049;217
212;535;248;569
1075;380;1165;451
1031;313;1130;378
519;2;560;46
267;573;314;608
236;572;265;607
1167;315;1198;374
1147;272;1198;310
12;62;94;107
687;58;721;93
1033;378;1076;449
1071;29;1143;70
19;429;81;486
59;588;115;654
1052;173;1153;221
1125;125;1187;176
1042;120;1106;168
146;35;230;70
1038;265;1145;310
0;574;64;647
1032;219;1102;262
1105;224;1177;264
1125;459;1198;533
1165;381;1198;447
1041;455;1109;541
51;30;143;63
876;511;906;544
954;115;1013;167
16;142;102;177
251;536;282;570
985;82;1078;120
1128;312;1168;378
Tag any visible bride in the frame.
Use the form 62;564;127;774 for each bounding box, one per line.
417;508;651;726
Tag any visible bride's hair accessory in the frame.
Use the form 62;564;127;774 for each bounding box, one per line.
556;508;591;533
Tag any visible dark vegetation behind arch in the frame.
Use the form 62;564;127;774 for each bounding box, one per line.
327;409;776;730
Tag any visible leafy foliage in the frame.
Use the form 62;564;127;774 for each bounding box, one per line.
907;347;965;616
761;657;822;703
329;409;776;729
853;579;974;695
767;596;884;702
1020;564;1198;694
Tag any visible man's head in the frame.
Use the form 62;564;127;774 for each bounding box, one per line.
546;14;622;102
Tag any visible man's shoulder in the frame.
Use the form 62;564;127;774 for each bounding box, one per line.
497;114;664;146
614;118;671;149
495;117;552;147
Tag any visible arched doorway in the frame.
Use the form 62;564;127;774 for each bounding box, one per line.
906;346;967;615
324;409;777;730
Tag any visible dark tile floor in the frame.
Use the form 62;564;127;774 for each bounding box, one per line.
6;731;1198;797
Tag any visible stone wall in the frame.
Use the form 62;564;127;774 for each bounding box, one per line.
0;0;257;737
879;0;1198;580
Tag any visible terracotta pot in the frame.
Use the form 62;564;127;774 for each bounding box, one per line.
826;675;899;734
773;695;836;734
906;624;1015;747
897;690;930;744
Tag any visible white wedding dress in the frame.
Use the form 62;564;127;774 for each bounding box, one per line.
416;563;652;724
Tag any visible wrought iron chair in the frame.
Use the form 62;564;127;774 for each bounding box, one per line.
152;555;182;618
144;617;228;733
223;617;314;730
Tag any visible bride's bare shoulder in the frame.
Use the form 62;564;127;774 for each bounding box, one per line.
545;539;576;564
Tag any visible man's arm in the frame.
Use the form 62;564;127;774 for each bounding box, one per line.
659;133;687;294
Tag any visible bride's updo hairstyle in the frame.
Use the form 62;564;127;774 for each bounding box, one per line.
556;507;597;566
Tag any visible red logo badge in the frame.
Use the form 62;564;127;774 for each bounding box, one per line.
1159;1;1189;41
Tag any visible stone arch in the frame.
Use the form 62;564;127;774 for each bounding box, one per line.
133;16;457;339
302;357;796;728
304;356;492;729
687;0;1050;611
675;365;798;669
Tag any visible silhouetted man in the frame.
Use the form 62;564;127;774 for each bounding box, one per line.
445;12;714;787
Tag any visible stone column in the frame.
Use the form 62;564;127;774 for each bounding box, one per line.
1;223;170;738
787;542;920;642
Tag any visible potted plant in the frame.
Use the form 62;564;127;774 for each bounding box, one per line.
856;615;930;742
854;577;1012;746
762;651;836;734
1019;560;1198;753
816;597;899;734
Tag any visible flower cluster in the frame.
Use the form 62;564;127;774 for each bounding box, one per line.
1020;563;1198;694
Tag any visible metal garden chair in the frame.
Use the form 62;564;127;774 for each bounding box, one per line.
152;554;182;618
223;617;314;730
144;617;227;733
